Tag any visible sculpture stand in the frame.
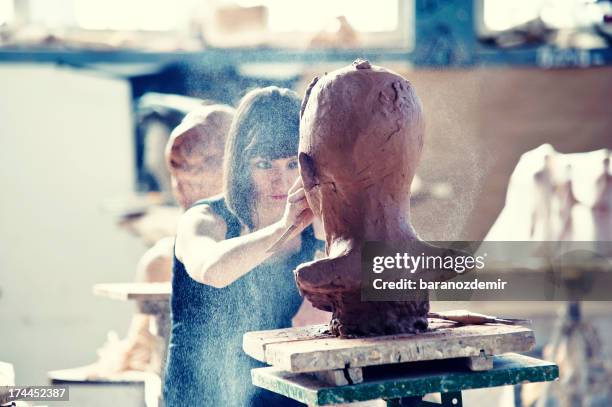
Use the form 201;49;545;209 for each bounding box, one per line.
536;303;612;405
243;320;558;406
93;282;172;383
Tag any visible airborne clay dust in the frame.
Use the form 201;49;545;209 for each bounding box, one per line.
295;59;459;337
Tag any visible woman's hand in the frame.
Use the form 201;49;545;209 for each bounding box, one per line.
179;178;316;288
281;177;314;234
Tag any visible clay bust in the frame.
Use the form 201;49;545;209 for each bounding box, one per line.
143;120;174;203
165;104;235;208
295;60;456;337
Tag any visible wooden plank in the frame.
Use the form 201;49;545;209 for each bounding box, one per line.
312;367;363;386
465;353;493;371
251;353;559;406
243;324;331;362
93;282;171;301
244;322;535;373
48;368;154;385
48;369;162;407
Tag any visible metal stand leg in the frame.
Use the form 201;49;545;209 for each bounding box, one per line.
386;396;423;406
385;393;464;407
441;392;463;407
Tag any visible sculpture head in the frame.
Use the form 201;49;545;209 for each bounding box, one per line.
299;60;425;241
165;104;235;209
143;120;173;201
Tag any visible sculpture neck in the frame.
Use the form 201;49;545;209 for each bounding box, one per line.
323;193;417;243
363;201;417;241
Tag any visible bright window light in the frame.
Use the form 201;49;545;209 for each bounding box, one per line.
74;0;183;30
484;0;598;31
484;0;543;31
27;0;77;27
0;0;14;25
234;0;398;32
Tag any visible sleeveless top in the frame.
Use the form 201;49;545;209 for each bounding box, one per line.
164;196;321;406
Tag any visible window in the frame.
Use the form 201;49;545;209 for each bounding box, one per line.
0;0;13;25
210;0;413;49
4;0;414;49
482;0;608;33
73;0;183;31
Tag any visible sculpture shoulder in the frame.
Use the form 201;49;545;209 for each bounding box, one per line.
149;236;175;259
137;236;175;282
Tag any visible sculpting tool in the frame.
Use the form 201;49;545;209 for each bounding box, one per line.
428;310;531;326
266;212;309;253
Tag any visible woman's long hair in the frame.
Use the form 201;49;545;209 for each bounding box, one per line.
223;87;301;230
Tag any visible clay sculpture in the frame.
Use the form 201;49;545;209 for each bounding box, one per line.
295;59;458;337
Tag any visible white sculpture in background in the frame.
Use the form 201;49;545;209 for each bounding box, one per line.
593;155;612;242
487;144;612;243
487;144;612;407
530;153;556;241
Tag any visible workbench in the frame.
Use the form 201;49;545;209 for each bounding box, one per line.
92;282;172;407
93;282;172;374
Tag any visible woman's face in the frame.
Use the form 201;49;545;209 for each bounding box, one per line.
249;155;299;220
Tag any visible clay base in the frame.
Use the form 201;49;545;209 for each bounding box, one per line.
325;291;429;337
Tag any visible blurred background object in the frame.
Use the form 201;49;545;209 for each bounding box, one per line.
479;0;612;49
486;145;612;406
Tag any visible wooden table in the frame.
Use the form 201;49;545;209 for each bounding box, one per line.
93;282;171;342
93;282;172;406
93;282;171;302
48;368;161;407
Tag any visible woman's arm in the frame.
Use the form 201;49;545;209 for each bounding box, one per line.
176;180;313;288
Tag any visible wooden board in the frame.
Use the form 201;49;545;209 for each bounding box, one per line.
47;367;158;385
243;321;535;373
48;368;162;407
93;282;171;302
244;324;331;362
251;353;558;406
313;367;363;386
0;361;15;405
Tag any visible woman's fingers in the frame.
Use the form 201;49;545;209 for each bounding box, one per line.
292;193;311;214
295;208;314;231
282;191;311;228
288;177;303;195
288;187;306;203
281;178;313;231
287;175;304;195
